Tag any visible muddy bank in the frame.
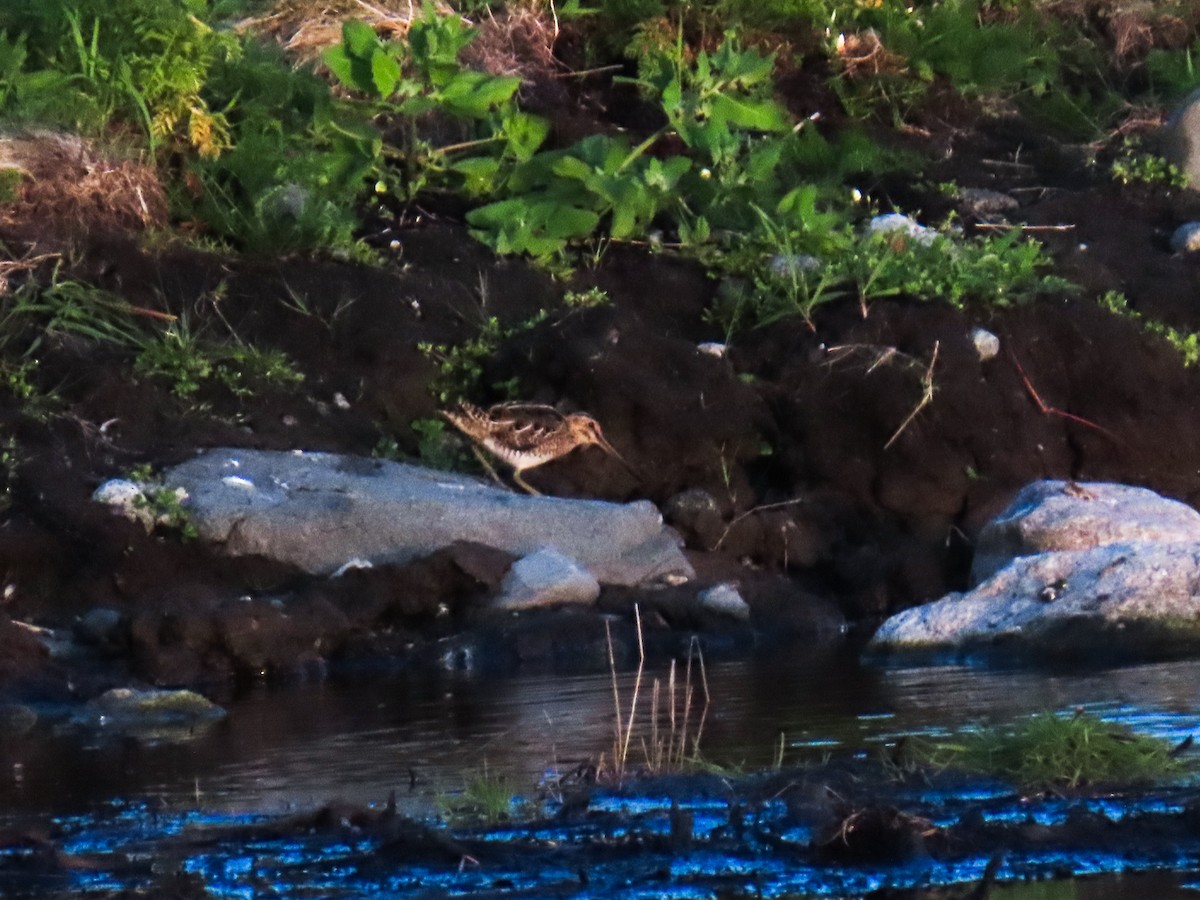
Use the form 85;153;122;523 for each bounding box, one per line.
6;756;1200;898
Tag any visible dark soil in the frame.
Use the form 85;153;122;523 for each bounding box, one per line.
4;57;1200;697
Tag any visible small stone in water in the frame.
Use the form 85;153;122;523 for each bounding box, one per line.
697;583;751;621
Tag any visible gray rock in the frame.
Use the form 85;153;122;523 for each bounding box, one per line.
494;547;600;610
1162;87;1200;189
163;448;692;586
697;583;750;621
957;187;1019;216
971;480;1200;583
76;687;226;728
867;542;1200;657
1171;222;1200;253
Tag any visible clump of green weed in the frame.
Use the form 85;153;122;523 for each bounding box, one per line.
436;767;520;824
709;206;1071;333
1146;40;1200;104
134;324;303;400
0;0;237;156
410;416;470;470
176;40;379;255
1109;138;1189;189
843;224;1072;311
417;310;546;404
127;463;198;539
562;287;611;309
1100;290;1200;367
956;711;1192;790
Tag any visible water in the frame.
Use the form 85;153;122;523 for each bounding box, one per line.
8;648;1200;896
5;646;1200;818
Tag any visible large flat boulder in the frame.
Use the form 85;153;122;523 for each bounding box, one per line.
869;542;1200;659
163;448;692;587
971;480;1200;583
870;480;1200;661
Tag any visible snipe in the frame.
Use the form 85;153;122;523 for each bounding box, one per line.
440;401;634;495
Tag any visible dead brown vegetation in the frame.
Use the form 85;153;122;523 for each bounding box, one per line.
459;3;561;83
236;0;441;64
0;132;168;240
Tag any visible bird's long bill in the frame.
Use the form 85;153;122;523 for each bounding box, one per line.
595;434;641;480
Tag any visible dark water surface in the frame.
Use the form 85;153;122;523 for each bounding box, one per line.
6;646;1200;815
6;647;1200;897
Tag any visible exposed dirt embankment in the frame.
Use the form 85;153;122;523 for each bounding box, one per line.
4;70;1200;694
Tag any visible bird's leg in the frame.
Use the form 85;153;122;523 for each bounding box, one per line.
512;469;542;496
469;446;508;489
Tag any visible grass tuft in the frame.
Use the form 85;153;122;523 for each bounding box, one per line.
896;710;1196;791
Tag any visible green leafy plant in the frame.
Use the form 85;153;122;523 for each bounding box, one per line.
133;301;303;400
562;287;612;309
466;30;798;265
1109;138;1189;189
322;6;547;201
177;40;381;255
410;416;470;470
843;224;1069;311
1146;41;1200;104
0;0;238;156
128;463;198;539
1100;290;1200;367
418;310;546;404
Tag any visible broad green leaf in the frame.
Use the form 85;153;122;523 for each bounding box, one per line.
541;203;601;239
660;77;682;117
450;156;501;195
551;155;595;181
342;20;378;59
502;111;549;161
744;138;786;182
679;216;710;244
370;50;400;98
709;94;792;132
611;204;637;240
438;71;521;117
322;45;357;89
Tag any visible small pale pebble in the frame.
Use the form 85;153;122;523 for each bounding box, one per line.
865;213;939;246
971;327;1001;361
697;342;727;358
333;392;351;410
768;254;822;277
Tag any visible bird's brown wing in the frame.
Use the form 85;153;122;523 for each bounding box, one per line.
485;403;568;453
